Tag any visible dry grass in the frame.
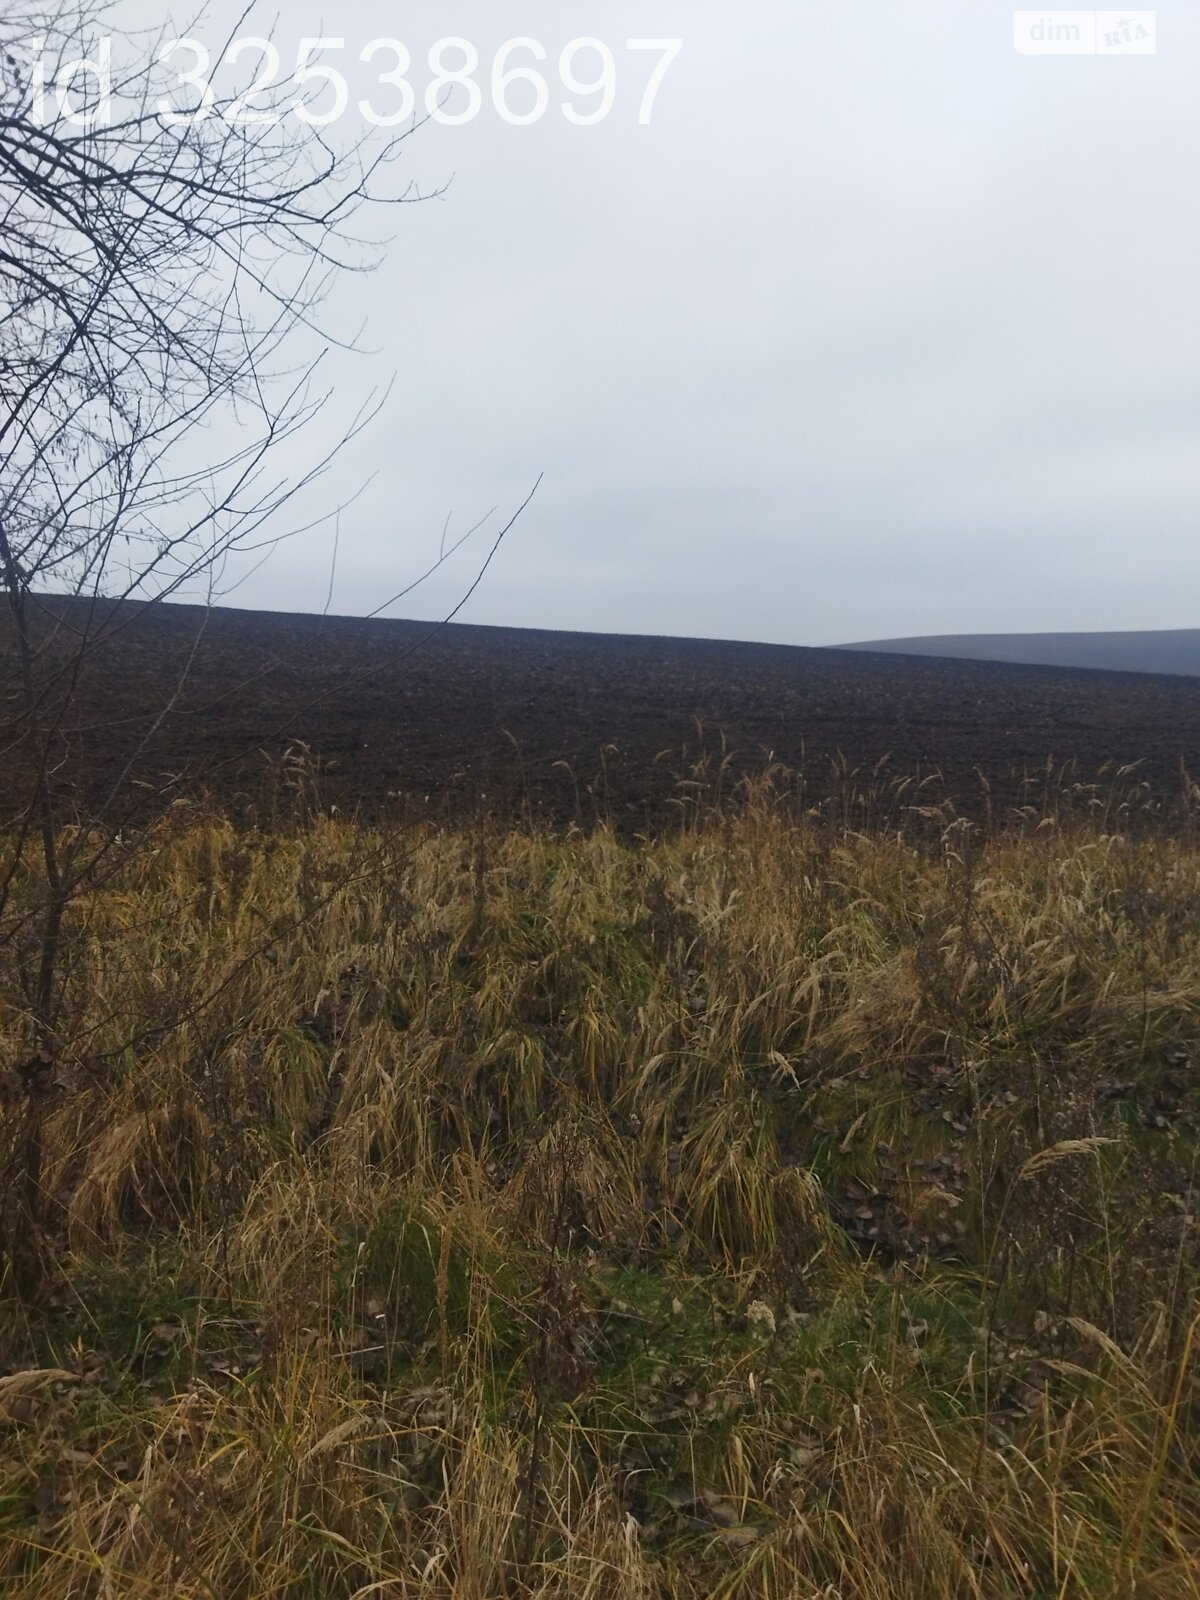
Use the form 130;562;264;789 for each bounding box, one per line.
1;771;1198;1597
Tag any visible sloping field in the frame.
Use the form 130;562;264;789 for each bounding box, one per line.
4;602;1200;1597
4;597;1200;826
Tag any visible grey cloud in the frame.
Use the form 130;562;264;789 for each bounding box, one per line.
111;0;1200;642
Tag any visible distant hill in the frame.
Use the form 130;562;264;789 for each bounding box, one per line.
835;631;1200;677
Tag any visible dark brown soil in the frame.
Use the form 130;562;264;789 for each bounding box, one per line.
5;596;1200;830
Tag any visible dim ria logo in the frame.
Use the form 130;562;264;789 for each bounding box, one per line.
1013;11;1157;54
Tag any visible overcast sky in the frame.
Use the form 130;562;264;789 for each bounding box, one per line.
118;1;1198;645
